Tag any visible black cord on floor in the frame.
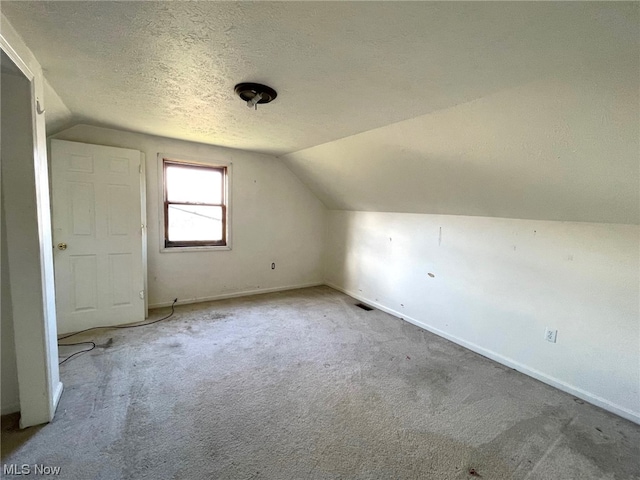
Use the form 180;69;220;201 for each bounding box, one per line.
58;299;177;365
58;342;96;365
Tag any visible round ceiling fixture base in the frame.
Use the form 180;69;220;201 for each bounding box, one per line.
234;83;277;106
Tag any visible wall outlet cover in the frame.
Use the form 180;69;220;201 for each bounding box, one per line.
545;328;558;343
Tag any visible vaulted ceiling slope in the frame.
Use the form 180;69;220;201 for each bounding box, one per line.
2;2;638;223
281;4;638;224
283;55;639;224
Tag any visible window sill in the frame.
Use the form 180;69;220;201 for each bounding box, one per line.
160;245;232;253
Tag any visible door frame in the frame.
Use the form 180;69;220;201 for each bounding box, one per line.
1;15;63;427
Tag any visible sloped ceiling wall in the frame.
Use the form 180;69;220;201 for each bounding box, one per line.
42;78;73;135
282;53;639;225
2;2;638;224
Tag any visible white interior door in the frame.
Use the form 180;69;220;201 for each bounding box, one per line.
51;140;145;335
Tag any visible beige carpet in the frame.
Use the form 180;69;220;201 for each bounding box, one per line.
2;286;639;479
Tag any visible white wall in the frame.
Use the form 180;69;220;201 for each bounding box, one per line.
0;65;23;416
52;125;327;308
326;211;640;424
1;191;19;414
43;77;73;135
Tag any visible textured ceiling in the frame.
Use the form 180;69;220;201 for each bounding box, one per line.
2;1;636;155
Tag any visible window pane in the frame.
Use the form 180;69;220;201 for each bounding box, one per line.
166;164;222;204
167;205;223;242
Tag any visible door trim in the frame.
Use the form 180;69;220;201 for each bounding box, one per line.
140;153;148;317
1;15;62;427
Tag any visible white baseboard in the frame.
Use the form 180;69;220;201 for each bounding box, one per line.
1;402;20;416
149;282;324;309
326;282;640;426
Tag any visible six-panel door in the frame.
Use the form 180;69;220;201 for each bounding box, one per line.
51;140;144;335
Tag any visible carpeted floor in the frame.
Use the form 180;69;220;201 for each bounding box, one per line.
2;286;639;479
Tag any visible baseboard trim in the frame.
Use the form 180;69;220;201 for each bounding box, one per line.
1;402;20;416
149;282;324;309
326;282;640;426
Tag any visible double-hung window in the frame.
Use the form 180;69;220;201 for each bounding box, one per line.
163;158;228;248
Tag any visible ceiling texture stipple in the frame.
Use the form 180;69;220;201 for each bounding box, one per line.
2;1;636;156
2;2;638;224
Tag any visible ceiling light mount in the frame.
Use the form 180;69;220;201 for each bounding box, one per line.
235;82;277;110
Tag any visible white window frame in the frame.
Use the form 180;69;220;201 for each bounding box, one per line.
157;153;232;253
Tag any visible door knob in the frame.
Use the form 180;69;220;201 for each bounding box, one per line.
57;243;67;251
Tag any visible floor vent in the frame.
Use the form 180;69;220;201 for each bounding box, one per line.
355;303;374;311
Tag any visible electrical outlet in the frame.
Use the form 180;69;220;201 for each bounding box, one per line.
545;328;558;343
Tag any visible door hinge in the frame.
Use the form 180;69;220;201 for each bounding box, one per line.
139;290;145;299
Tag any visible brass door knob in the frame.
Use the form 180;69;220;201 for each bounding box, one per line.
57;243;67;250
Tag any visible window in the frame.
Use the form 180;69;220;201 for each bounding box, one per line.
163;159;228;248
